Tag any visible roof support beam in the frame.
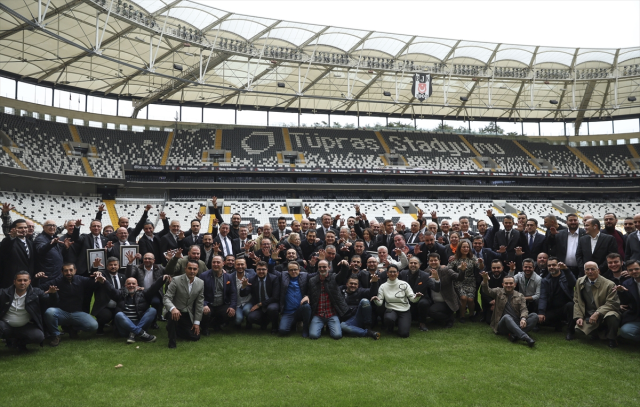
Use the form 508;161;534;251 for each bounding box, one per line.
573;80;597;135
508;46;539;119
0;0;84;41
131;19;282;117
216;61;283;105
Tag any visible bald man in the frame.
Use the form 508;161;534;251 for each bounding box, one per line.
570;261;621;348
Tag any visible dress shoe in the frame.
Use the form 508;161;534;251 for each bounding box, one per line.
445;321;454;329
507;334;518;343
608;340;618;348
458;317;467;324
168;340;176;349
524;336;536;348
271;329;278;335
419;324;429;332
565;331;575;341
367;330;381;340
151;323;159;330
49;336;60;347
532;325;540;332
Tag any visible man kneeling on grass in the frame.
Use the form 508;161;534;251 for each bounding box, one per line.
480;271;537;347
97;274;170;344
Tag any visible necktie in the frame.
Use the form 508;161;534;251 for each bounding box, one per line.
260;278;266;303
529;234;534;251
112;275;119;289
94;236;100;248
506;230;510;242
23;240;29;257
409;233;415;243
223;237;231;256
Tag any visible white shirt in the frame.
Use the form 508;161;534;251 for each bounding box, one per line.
590;232;600;253
93;235;102;248
3;291;30;327
143;266;154;289
565;229;580;267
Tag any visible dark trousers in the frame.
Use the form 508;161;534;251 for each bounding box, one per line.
496;314;538;340
542;302;574;330
526;300;539;314
372;302;385;328
384;309;412;338
201;304;230;332
95;307;118;329
0;320;44;345
427;301;454;325
247;303;279;329
409;298;430;324
166;311;200;343
481;298;494;324
578;314;619;340
150;296;163;321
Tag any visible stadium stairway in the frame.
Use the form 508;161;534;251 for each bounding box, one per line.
374;131;390;165
160;131;175;165
103;200;119;226
566;146;603;174
1;130;28;169
458;135;484;169
68;125;94;177
512;140;543;171
11;207;42;228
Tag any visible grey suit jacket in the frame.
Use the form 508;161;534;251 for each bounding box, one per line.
163;274;204;324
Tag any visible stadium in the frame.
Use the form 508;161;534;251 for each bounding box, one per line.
0;0;639;405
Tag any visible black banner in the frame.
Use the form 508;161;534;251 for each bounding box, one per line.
411;73;432;101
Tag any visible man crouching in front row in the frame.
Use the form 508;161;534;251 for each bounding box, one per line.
480;271;537;347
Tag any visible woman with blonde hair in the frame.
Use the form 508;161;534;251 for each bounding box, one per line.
448;239;484;323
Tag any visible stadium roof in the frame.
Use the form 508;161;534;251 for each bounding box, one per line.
1;0;639;127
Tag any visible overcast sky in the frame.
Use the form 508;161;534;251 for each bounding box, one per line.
198;0;640;49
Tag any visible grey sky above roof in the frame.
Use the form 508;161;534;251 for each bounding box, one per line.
199;0;640;49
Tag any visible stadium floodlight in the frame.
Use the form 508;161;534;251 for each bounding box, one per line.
550;100;559;105
173;63;183;71
383;91;391;97
628;96;637;102
277;82;285;88
460;96;468;102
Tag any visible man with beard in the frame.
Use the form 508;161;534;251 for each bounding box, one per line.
229;213;242;240
275;248;305;274
480;260;509;325
339;273;380;340
535;253;549;278
614;259;640;343
200;233;215;268
98;273;168;344
413;231;448;268
240;261;280;333
546;213;585;277
537;257;576;336
200;256;236;335
126;252;167;326
623;217;635;235
399;257;440;332
348;240;371;265
90;257;126;335
165;246;207;277
40;263;100;346
229;257;255;327
301;230;322;261
601;213;627;258
624;213;640;262
335;255;368;287
308;260;349;339
137;212;170;264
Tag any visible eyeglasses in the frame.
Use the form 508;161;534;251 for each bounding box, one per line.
44;224;57;227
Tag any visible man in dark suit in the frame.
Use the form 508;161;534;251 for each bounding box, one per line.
414;231;449;268
231;226;251;256
91;257;126;335
404;220;423;245
200;255;237;335
374;219;397;252
545;213;585;277
229;258;256;327
301;230;322;260
478;209;501;249
240;261;280;333
35;219;76;284
425;253;465;328
72;219;110;277
106;204;151;243
542;214;567;256
213;223;235;258
624;213;640;262
109;228;139;269
537;257;576;337
576;218;618;274
164;260;204;348
137;212;170;264
278;261;311;337
274;216;292;242
316;213;338;241
160;220;184;265
522;219;546;261
492;215;521;266
399;257;440;332
181;218;203;255
0;219;34;288
616;259;640;343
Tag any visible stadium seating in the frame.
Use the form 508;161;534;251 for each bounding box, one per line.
0;113;86;176
291;128;385;169
75;126;168;178
519;140;590;174
222;127;285;166
578;144;640;174
166;129;216;166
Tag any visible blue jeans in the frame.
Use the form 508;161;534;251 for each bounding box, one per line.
114;308;157;337
279;303;312;336
620;322;640;342
44;308;98;336
235;303;252;326
341;299;372;337
309;315;342;339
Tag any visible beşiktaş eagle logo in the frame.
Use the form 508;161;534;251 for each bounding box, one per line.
412;73;432;101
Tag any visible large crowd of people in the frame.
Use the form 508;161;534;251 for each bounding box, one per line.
1;197;639;350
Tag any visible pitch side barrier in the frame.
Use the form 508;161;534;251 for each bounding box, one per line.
125;165;636;179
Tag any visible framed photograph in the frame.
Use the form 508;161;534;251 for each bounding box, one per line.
120;245;139;267
87;249;106;271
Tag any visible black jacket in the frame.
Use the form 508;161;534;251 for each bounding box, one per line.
538;270;576;316
0;285;57;332
240;273;280;307
0;236;35;288
619;277;640;325
72;232;109;276
575;233;618;272
137;218;170;263
338;280;379;320
492;228;522;263
201;270;237;309
545;228;586;262
92;272;126;316
399;269;441;306
308;273;349;318
101;275;165;321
